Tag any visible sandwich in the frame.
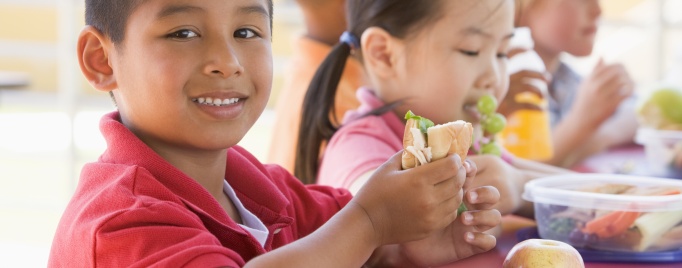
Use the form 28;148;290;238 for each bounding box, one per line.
401;111;473;169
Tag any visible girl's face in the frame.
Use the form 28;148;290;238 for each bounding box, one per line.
523;0;602;57
380;0;514;125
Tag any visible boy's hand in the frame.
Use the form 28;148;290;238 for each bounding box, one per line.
351;151;466;246
398;185;502;267
571;59;634;128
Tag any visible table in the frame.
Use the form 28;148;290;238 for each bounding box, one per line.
571;144;682;179
438;215;681;268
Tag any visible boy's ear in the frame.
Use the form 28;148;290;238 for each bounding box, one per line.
78;26;117;92
360;27;402;79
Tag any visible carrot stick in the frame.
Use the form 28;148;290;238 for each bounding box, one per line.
582;189;681;239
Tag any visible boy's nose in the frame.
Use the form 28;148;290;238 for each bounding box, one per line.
204;41;245;78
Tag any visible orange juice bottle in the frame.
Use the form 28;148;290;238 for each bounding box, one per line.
500;27;554;161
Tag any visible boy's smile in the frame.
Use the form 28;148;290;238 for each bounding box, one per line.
103;0;273;154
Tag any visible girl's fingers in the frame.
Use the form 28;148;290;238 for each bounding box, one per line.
461;209;502;230
511;70;550;83
466;186;500;210
464;231;497;252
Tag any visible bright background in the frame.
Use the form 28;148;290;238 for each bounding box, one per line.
1;0;681;266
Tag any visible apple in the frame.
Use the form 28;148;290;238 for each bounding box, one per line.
503;239;585;268
637;87;682;129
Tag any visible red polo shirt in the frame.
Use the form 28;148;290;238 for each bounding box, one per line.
48;112;353;267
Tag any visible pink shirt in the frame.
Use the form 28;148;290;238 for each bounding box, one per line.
317;88;404;188
317;88;514;189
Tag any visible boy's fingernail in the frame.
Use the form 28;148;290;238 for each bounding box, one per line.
466;232;475;241
464;213;473;223
463;161;471;171
469;192;478;203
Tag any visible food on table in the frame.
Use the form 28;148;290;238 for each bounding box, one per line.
536;183;682;252
503;239;585;268
402;110;473;215
637;87;682;130
473;94;506;156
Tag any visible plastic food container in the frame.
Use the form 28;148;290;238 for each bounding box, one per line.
636;128;682;174
523;174;682;253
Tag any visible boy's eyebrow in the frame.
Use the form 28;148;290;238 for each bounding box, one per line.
462;27;515;40
156;5;204;19
239;4;270;18
155;4;269;21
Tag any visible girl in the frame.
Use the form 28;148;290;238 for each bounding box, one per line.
297;0;569;217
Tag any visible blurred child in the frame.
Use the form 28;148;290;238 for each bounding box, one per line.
513;0;638;167
48;0;501;267
296;0;569;217
267;0;366;173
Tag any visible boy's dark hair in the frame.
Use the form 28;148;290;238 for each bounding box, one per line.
294;0;445;184
84;0;274;104
85;0;274;44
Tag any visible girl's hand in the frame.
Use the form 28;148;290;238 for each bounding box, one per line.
498;70;549;117
571;59;634;128
397;185;502;267
467;155;525;215
351;151;467;246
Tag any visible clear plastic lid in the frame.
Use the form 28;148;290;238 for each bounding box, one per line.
523;174;682;212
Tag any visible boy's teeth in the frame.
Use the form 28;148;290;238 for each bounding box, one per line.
194;97;240;106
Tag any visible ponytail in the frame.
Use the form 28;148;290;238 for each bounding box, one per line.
294;34;356;184
294;0;445;184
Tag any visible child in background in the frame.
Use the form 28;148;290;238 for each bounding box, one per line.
267;0;365;173
48;0;501;267
513;0;638;167
296;0;570;218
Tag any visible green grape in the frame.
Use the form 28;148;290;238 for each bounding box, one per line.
483;113;507;135
481;142;502;156
477;94;498;116
457;203;467;216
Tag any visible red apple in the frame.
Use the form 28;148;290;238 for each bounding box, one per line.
503;239;585;268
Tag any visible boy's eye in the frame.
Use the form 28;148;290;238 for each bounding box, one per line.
459;50;479;57
234;28;258;39
497;53;509;59
167;29;199;39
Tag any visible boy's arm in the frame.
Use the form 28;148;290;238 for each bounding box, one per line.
246;201;380;268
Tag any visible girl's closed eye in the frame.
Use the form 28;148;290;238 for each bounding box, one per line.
459;49;480;57
166;29;200;40
234;28;260;39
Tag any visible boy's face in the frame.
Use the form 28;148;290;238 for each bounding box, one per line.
108;0;272;152
386;0;514;126
525;0;602;57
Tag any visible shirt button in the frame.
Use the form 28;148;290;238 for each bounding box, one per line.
273;228;282;234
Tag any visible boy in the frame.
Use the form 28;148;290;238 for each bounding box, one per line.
512;0;638;167
48;0;500;267
268;0;365;173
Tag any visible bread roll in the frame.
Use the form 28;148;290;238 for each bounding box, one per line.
427;121;473;161
402;119;473;170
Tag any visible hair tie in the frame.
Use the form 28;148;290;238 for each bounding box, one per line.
339;31;360;49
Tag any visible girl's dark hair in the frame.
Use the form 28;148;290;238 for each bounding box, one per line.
294;0;444;184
